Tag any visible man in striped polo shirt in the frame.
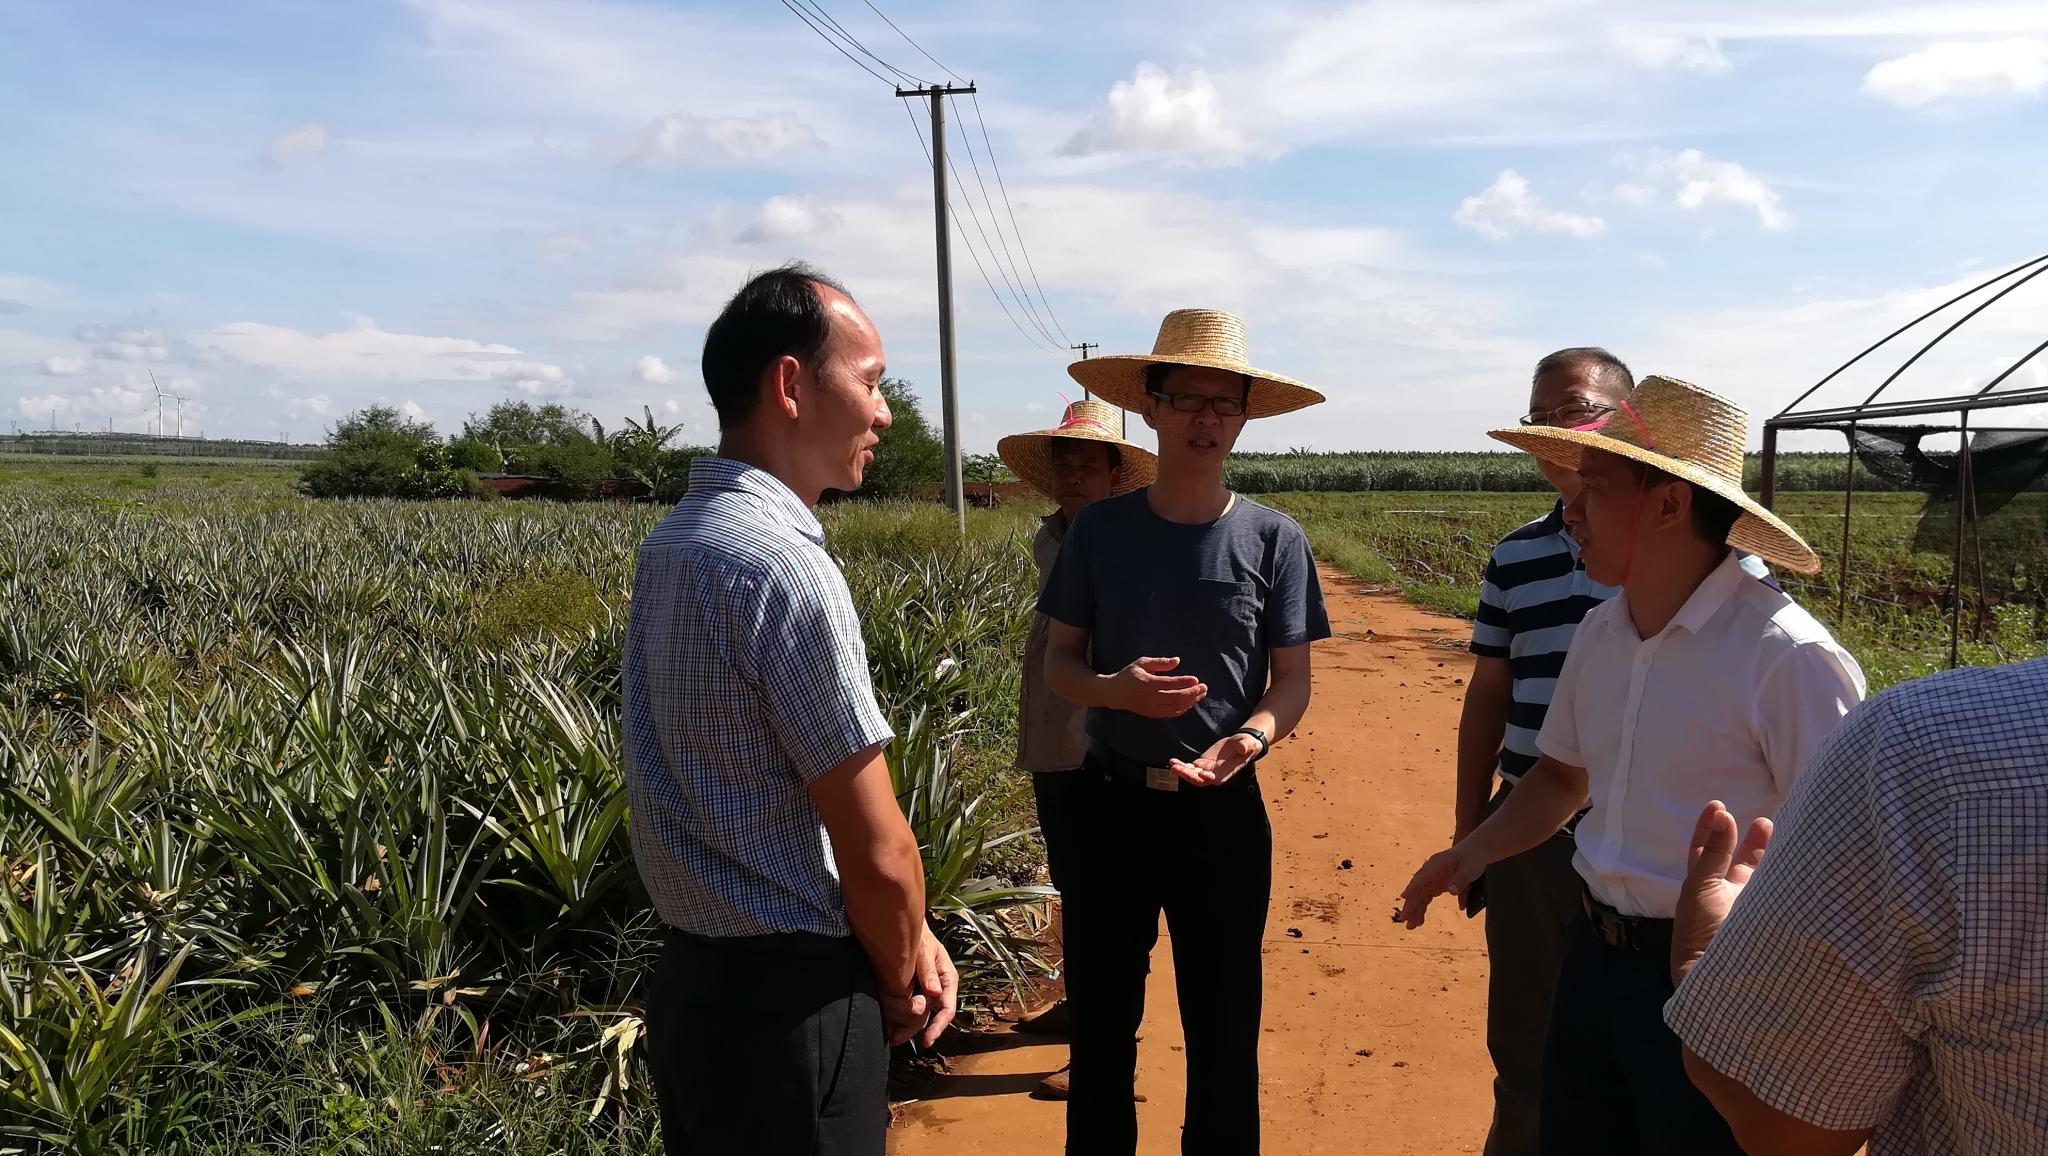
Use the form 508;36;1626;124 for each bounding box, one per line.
1456;349;1771;1156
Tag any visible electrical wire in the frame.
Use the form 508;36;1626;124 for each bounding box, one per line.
787;0;930;87
860;0;964;83
775;0;896;87
953;114;1064;348
902;101;1063;356
970;92;1073;347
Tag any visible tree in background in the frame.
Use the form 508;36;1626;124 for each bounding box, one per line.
854;377;943;501
455;402;612;494
606;406;707;504
298;405;468;499
963;452;1005;506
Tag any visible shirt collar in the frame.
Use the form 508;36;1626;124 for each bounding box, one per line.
1039;511;1069;542
688;457;824;544
1665;549;1748;636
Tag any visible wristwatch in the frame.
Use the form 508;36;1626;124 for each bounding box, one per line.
1231;727;1270;761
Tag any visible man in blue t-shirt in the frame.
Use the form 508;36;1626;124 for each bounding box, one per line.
1041;308;1332;1155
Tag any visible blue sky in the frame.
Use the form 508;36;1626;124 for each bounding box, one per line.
3;0;2047;452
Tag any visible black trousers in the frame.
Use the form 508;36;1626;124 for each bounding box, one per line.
1539;917;1742;1156
1062;762;1273;1156
648;928;887;1156
1479;790;1585;1156
1033;768;1084;893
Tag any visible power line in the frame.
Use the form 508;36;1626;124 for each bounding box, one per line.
860;0;963;83
787;0;930;87
943;144;1065;354
776;0;896;87
970;92;1073;347
953;109;1063;349
902;101;1062;356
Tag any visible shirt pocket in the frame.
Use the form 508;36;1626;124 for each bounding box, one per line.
1179;577;1261;655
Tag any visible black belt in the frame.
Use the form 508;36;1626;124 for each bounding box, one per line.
1085;745;1255;792
1581;889;1673;956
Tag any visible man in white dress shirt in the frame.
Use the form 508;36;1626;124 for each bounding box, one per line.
1400;375;1866;1155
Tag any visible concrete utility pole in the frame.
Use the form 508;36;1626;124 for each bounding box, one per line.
898;82;976;532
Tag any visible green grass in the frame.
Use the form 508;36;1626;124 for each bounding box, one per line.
1265;490;2048;691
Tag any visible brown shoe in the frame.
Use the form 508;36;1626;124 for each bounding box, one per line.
1036;1067;1070;1099
1014;998;1071;1036
1033;1066;1145;1103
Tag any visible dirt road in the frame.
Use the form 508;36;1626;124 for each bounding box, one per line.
890;568;1496;1155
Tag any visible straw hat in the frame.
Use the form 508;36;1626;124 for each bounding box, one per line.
996;399;1158;499
1488;375;1823;576
1066;308;1324;419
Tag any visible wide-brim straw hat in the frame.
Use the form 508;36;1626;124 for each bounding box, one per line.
997;398;1158;499
1066;308;1324;419
1488;375;1823;576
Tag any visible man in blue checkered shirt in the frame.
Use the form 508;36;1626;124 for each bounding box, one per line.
625;263;955;1156
1668;657;2048;1155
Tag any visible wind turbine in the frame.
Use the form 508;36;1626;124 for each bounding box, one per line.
147;371;191;438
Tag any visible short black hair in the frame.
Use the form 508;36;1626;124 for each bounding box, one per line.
1633;461;1743;545
1050;436;1121;472
700;262;853;428
1143;363;1253;399
1533;347;1633;400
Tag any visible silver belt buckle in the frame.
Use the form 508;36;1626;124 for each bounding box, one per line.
1144;765;1180;792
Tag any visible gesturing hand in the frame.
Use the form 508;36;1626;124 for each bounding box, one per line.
1671;800;1772;988
1397;845;1483;930
1170;731;1261;787
1113;656;1207;719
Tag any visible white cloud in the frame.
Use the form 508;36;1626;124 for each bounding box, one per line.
264;123;330;167
200;317;528;382
1024;401;1049;414
1611;182;1658;205
734;195;840;243
41;356;86;376
1608;29;1733;74
1861;39;2048;108
1059;63;1247;165
636;355;676;385
622;112;820;165
73;323;172;362
285;393;339;420
0;300;28;315
1622;149;1792;231
400;400;431;423
1454;171;1606;241
492;359;572;396
16;378;169;433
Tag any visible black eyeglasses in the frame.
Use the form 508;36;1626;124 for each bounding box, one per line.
1149;391;1247;417
1518;402;1615;429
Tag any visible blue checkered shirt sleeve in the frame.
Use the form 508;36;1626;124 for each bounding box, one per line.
1664;659;2048;1153
747;558;894;783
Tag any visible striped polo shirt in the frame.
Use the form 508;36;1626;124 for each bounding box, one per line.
1471;502;1774;790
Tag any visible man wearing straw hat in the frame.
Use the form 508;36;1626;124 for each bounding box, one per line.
1456;349;1776;1156
995;397;1157;1099
1399;376;1866;1155
1038;309;1331;1154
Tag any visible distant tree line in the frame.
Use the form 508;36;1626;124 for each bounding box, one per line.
299;378;947;502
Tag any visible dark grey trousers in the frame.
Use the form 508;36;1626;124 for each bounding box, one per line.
1479;785;1586;1156
649;928;888;1156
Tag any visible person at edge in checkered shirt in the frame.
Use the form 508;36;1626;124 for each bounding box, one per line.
1664;656;2048;1155
994;398;1159;1101
622;263;956;1156
1402;375;1866;1156
1452;348;1775;1156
